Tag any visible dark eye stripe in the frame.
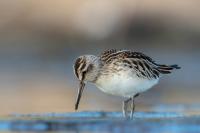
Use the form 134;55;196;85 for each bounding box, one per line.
74;57;83;78
82;71;86;80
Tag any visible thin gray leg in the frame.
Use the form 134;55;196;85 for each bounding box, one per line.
122;101;127;117
122;98;131;118
130;93;140;119
130;96;135;119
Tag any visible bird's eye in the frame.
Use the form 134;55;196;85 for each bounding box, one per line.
82;71;87;80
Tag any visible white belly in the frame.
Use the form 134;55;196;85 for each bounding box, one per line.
95;72;159;98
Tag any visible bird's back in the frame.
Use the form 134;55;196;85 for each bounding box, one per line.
100;49;180;78
94;49;180;97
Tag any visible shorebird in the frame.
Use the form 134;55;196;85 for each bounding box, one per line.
73;49;180;118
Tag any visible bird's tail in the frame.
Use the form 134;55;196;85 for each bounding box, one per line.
156;64;181;74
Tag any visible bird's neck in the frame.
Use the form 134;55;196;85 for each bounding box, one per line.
88;58;102;83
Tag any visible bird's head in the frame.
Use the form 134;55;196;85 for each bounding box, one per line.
73;55;100;110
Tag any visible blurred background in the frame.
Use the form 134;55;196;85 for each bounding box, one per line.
0;0;199;116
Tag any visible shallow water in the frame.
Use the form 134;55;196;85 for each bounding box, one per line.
1;110;200;133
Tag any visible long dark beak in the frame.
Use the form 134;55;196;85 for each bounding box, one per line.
75;81;85;110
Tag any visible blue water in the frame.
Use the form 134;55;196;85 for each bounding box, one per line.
1;111;200;133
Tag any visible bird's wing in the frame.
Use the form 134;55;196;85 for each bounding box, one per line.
100;49;180;79
100;49;154;64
